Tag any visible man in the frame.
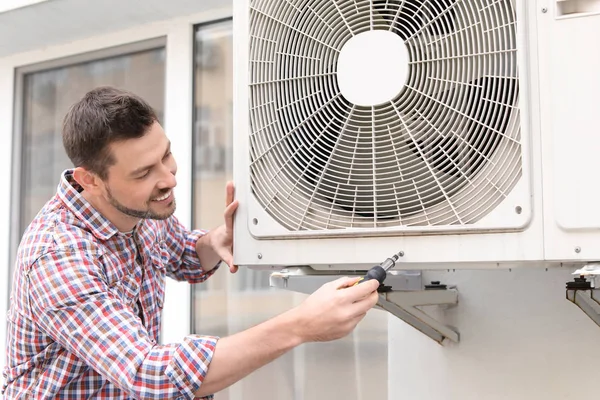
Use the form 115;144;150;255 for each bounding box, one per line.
2;86;380;399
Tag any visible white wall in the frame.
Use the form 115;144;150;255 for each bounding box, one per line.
389;268;600;399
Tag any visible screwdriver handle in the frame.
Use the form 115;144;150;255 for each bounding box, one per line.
344;251;402;289
353;265;388;286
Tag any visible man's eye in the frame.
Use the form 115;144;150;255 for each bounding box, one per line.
137;171;150;179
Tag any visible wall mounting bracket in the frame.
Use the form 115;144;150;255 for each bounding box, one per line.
378;288;459;344
269;267;459;345
566;275;600;328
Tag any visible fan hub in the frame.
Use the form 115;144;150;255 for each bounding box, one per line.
336;30;409;107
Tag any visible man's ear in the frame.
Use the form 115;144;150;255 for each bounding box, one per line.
72;167;104;196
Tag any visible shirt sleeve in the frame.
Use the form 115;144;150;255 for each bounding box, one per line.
161;215;220;283
27;249;218;400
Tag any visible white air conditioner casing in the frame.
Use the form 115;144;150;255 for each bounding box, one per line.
232;0;600;271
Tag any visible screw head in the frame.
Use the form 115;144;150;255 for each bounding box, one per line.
541;7;548;13
575;247;581;254
257;253;263;259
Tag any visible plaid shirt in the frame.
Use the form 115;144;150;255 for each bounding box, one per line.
3;170;219;399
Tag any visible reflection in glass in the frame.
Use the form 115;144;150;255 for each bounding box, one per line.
191;21;388;400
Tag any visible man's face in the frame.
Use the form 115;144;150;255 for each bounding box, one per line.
102;121;178;221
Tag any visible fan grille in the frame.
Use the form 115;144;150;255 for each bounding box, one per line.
248;0;521;231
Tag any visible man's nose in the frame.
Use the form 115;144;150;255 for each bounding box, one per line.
157;165;177;189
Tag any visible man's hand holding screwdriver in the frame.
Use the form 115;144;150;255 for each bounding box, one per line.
288;251;401;342
289;277;380;342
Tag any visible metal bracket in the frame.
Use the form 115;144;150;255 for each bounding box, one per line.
566;276;600;328
269;267;459;345
378;288;459;344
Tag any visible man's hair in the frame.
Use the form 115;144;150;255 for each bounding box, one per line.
62;86;158;179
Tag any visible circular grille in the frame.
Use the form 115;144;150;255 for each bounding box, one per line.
248;0;522;231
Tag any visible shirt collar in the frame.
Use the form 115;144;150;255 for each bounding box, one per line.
57;169;120;241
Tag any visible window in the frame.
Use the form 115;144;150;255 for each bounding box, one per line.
10;39;166;281
191;21;389;400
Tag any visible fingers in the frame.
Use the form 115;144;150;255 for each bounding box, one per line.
215;181;238;275
224;256;237;273
341;278;380;299
224;200;239;231
219;252;237;273
225;181;235;206
331;276;362;290
348;312;368;328
224;200;239;216
349;291;380;317
339;312;370;337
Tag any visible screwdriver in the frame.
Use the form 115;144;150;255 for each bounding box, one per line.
352;251;403;286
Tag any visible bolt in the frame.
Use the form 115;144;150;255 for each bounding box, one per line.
541;7;548;13
575;246;581;254
399;251;405;257
257;253;263;259
515;206;522;214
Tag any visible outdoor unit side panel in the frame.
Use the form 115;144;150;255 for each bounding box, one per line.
538;5;600;261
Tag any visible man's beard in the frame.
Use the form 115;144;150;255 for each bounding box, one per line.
106;186;176;220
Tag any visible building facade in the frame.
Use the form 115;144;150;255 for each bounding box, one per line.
2;1;600;399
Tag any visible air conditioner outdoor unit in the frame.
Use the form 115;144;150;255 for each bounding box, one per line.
232;0;600;272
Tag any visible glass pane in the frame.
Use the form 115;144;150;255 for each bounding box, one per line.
20;48;166;235
191;21;388;400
